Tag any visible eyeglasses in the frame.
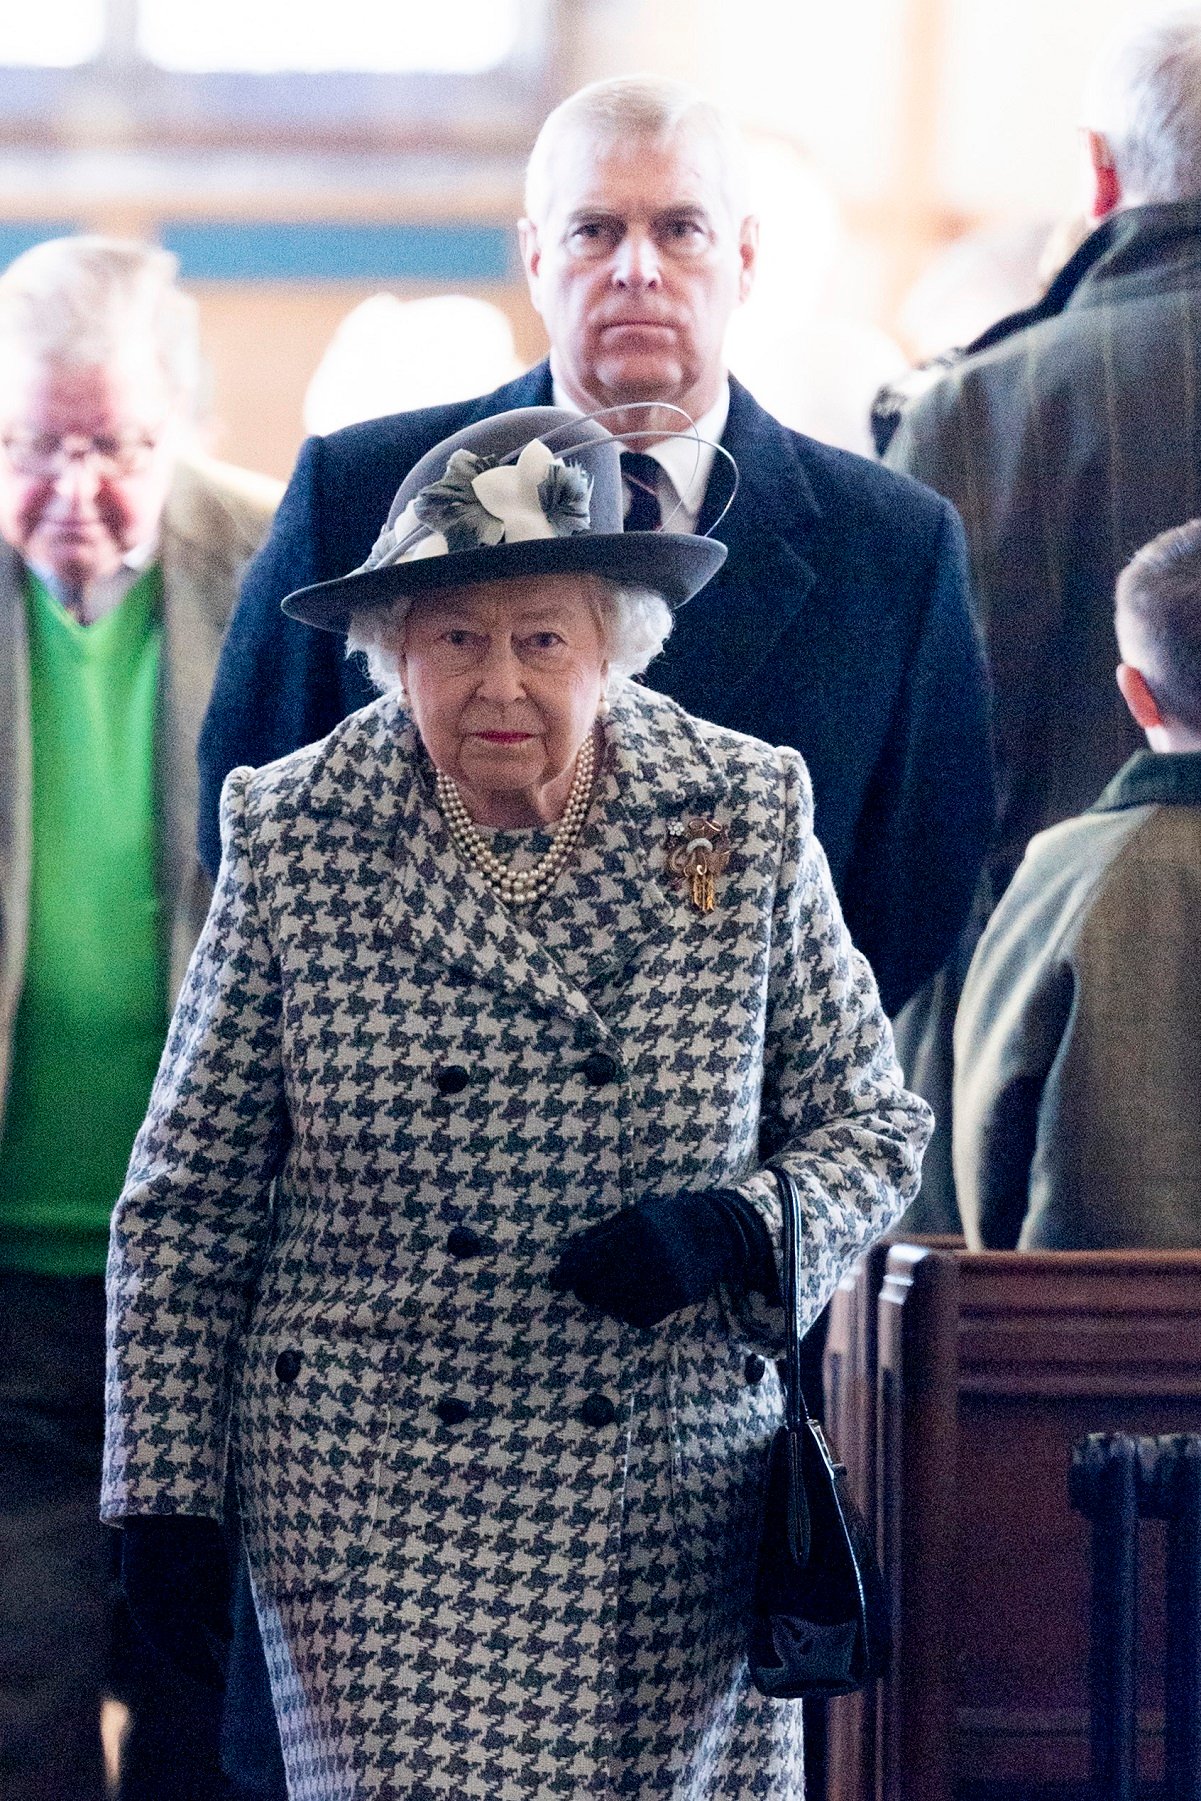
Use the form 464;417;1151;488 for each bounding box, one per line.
0;429;163;479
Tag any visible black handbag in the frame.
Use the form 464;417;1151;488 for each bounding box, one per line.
747;1162;891;1699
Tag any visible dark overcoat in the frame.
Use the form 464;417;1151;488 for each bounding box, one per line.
885;198;1201;897
883;198;1201;1227
104;684;928;1799
197;367;992;1019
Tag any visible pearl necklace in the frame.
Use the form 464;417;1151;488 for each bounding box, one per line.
435;730;596;907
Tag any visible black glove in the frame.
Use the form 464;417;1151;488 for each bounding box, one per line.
550;1188;780;1328
120;1514;232;1691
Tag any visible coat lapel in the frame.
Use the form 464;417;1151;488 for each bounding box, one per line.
391;812;604;1038
158;460;278;994
309;701;604;1035
315;691;730;1034
0;545;31;1124
465;361;554;421
646;378;820;720
565;689;732;996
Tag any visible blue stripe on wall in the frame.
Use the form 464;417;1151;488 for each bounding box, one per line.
161;221;515;283
0;224;79;266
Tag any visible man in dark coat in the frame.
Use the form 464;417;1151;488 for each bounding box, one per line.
878;13;1201;1224
198;76;992;1023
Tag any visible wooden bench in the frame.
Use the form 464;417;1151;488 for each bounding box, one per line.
823;1245;1201;1801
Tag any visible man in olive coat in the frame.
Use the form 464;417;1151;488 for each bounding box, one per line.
955;518;1201;1250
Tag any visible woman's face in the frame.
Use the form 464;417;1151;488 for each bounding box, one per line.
394;572;610;827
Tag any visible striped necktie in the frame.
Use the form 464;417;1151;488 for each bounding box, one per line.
620;451;663;532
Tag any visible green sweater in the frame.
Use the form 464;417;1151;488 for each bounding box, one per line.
0;567;168;1275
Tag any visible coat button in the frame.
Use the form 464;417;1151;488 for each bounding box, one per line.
745;1354;767;1386
578;1050;618;1087
435;1396;471;1427
274;1349;302;1384
447;1224;483;1259
434;1065;470;1097
580;1393;617;1429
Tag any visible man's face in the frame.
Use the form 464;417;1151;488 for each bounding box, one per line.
0;355;179;596
519;125;758;423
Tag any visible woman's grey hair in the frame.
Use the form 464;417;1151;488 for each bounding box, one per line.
347;579;674;698
1081;10;1201;205
0;236;202;411
523;75;751;227
1116;516;1201;730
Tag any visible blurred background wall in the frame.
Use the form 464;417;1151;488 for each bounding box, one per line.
0;0;1174;476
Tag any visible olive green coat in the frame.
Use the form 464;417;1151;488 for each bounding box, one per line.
954;751;1201;1249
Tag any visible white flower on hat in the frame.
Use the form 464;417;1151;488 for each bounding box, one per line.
472;438;560;542
356;435;594;575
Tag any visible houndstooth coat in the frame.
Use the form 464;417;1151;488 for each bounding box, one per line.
103;682;929;1800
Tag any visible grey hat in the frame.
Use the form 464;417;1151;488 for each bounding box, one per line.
281;406;728;634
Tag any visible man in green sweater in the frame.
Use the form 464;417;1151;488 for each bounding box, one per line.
0;236;279;1799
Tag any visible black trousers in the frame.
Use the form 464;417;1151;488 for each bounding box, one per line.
0;1269;231;1800
220;1552;286;1799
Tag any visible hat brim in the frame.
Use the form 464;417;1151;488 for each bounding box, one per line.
280;530;728;633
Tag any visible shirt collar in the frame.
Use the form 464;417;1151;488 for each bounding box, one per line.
548;375;729;524
29;537;160;620
647;385;728;525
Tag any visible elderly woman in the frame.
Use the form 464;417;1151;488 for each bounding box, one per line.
102;408;930;1800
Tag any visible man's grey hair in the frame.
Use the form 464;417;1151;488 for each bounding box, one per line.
347;579;674;698
1116;516;1201;729
0;235;202;411
1082;9;1201;205
523;75;752;227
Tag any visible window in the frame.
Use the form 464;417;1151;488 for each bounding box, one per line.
0;0;550;146
0;5;104;66
137;0;524;75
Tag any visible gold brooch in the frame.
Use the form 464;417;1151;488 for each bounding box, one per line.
666;817;732;913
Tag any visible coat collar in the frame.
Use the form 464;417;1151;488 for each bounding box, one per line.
1092;747;1201;814
158;458;282;991
645;377;820;718
700;374;821;538
872;199;1201;454
941;198;1201;359
1064;197;1201;308
469;361;555;418
305;685;732;1031
0;544;32;1119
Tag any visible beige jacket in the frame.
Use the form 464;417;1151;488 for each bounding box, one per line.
0;454;280;1133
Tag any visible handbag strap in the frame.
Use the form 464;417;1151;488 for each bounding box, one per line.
769;1160;811;1432
767;1159;816;1565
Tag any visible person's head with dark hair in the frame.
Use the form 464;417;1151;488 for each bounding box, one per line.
1115;516;1201;748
